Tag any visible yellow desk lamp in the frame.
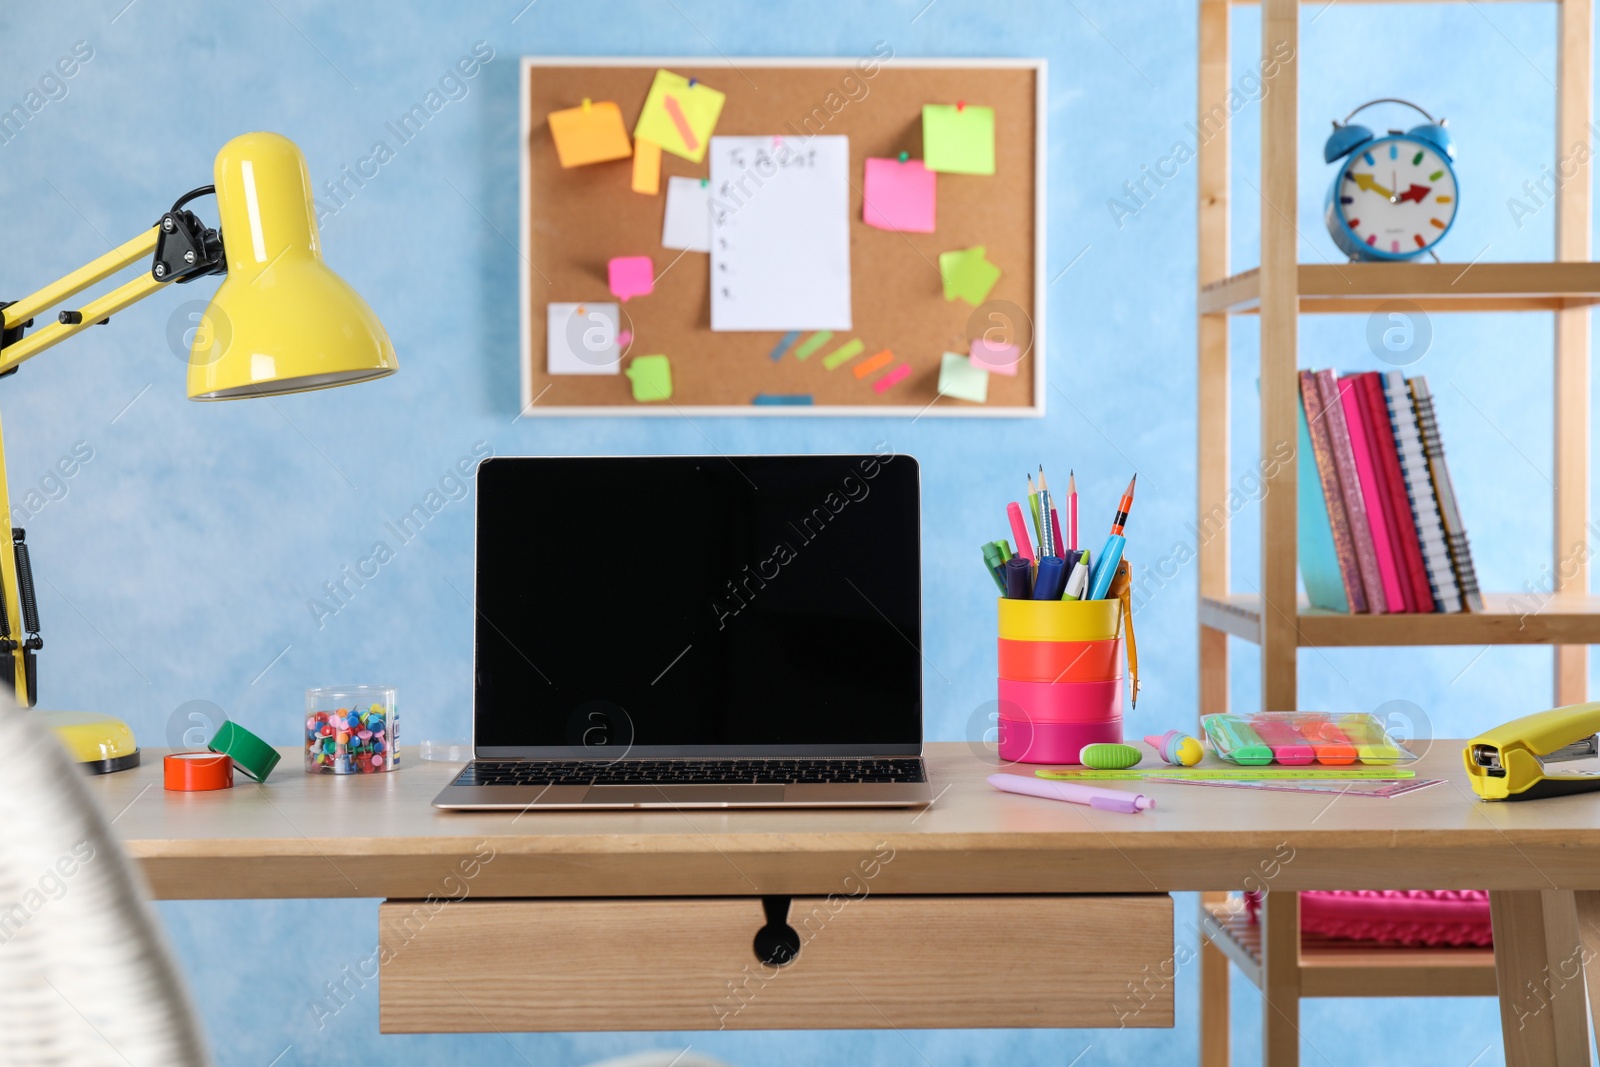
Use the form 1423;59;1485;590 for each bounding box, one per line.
0;131;397;772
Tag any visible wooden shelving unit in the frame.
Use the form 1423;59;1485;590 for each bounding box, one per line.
1195;0;1595;1064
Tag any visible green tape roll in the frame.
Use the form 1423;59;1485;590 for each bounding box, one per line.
208;720;281;782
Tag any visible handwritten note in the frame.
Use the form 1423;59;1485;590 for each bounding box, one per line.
709;136;852;332
938;351;989;403
547;99;632;168
922;103;996;175
634;70;725;163
661;177;712;253
939;246;1001;305
608;256;655;302
624;354;673;401
547;303;621;375
862;157;936;233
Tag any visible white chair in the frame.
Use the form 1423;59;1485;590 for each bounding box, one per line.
0;703;211;1066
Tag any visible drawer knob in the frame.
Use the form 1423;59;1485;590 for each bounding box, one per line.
753;896;801;968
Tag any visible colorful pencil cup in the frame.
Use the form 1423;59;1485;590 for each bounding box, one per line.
996;598;1126;764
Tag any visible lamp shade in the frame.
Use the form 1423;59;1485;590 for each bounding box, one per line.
187;132;397;400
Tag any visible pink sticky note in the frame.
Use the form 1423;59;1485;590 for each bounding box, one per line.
862;158;936;233
608;256;654;301
970;337;1022;376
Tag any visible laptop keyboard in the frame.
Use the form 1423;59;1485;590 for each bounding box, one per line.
453;758;927;787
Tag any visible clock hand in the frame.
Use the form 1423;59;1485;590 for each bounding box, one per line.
1350;173;1394;199
1397;183;1432;205
1391;170;1398;203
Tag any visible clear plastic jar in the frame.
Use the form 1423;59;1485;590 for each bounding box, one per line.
305;685;398;774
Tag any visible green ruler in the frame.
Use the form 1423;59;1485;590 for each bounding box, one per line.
1036;766;1416;781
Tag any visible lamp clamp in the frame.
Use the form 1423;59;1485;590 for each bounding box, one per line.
153;209;224;285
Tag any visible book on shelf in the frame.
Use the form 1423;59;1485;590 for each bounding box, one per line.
1297;368;1480;614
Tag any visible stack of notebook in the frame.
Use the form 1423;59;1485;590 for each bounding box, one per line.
1297;369;1483;614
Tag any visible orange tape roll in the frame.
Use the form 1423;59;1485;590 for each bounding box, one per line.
997;638;1122;683
164;751;234;791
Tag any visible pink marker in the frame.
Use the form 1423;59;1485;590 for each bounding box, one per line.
988;773;1154;814
1007;502;1035;562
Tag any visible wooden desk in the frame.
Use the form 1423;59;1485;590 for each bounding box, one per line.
93;743;1600;1061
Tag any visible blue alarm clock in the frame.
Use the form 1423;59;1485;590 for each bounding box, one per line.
1324;98;1457;262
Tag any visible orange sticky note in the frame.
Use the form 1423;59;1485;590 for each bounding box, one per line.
547;99;632;168
632;139;662;195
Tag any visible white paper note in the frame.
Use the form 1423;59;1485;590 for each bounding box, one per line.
661;176;712;253
546;302;620;375
708;135;852;332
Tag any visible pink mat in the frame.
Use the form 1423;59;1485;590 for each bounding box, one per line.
1246;890;1493;947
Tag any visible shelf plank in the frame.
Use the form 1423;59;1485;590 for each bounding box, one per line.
1203;902;1496;999
1200;593;1600;647
1199;262;1600;315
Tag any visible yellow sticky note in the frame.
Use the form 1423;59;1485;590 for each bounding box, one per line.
632;139;662;195
625;354;673;402
634;70;725;163
547;99;632;168
922;103;996;175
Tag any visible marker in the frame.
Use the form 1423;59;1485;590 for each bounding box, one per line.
1032;555;1066;600
981;542;1007;593
1006;502;1035;563
1039;766;1415;781
989;772;1154;814
1003;557;1033;599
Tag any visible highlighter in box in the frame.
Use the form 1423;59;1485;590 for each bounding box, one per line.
1200;714;1274;766
1337;713;1405;764
1249;717;1316;766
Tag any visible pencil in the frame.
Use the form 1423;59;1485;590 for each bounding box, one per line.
1026;473;1042;549
1067;470;1078;551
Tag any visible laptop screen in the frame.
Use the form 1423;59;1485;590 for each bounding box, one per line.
474;454;922;757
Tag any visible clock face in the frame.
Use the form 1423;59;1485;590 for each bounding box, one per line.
1337;137;1457;256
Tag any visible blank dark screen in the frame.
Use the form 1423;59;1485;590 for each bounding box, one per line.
474;455;922;755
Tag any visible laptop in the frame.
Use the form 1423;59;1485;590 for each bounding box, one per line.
433;454;932;810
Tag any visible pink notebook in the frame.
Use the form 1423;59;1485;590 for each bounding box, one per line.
1338;378;1407;613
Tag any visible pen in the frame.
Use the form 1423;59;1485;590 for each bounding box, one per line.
1006;502;1036;563
988;772;1155;814
1003;557;1033;599
1063;549;1089;601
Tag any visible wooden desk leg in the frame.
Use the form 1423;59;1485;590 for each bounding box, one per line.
1200;894;1230;1067
1259;890;1299;1067
1576;891;1600;1055
1489;889;1589;1066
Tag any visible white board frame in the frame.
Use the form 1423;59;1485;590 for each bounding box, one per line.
519;55;1048;418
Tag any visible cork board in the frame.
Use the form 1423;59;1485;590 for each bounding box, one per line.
519;57;1046;416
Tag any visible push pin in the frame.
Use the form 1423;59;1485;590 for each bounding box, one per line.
576;305;586;317
699;177;708;187
581;97;592;111
688;77;698;88
898;151;909;163
956;100;966;112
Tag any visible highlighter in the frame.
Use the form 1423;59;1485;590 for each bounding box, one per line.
1201;714;1274;765
1087;533;1125;600
1007;502;1036;563
981;542;1007;593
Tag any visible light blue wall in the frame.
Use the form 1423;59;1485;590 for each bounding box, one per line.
0;2;1587;1063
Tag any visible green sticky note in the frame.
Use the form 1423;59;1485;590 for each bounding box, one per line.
938;352;989;403
624;354;672;402
922;104;995;175
939;246;1001;304
793;330;833;360
821;339;865;370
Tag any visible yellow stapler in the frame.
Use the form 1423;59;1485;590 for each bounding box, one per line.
1464;702;1600;801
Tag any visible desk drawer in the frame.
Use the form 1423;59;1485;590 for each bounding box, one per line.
379;894;1173;1032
